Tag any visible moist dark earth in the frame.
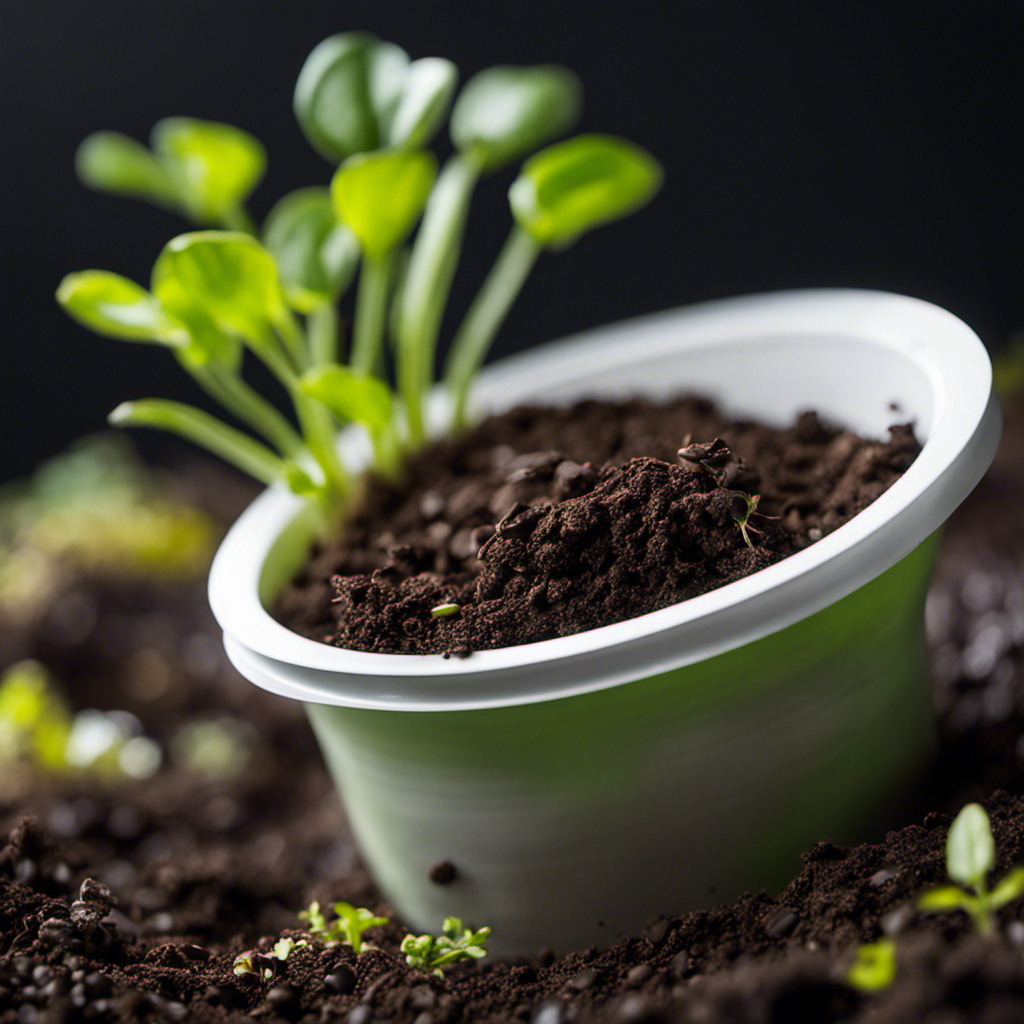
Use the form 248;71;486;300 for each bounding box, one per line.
2;400;1024;1024
276;397;919;654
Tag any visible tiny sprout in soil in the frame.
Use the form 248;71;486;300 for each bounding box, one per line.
430;602;461;618
58;32;662;529
846;939;897;993
677;436;768;549
232;950;278;981
400;916;491;976
299;900;387;952
917;803;1024;934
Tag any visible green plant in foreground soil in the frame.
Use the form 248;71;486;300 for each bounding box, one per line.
400;917;491;976
845;939;897;993
917;803;1024;934
58;32;662;526
299;901;387;952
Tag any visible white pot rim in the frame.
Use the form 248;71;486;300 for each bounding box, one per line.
209;288;1000;711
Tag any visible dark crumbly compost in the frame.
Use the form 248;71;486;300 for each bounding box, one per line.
275;397;920;654
4;408;1024;1023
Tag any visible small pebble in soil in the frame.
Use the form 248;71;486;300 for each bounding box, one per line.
881;903;914;935
669;951;690;978
644;916;672;946
763;906;799;938
267;983;302;1016
626;963;655;987
869;867;901;886
567;968;599;991
325;965;357;995
533;1000;566;1024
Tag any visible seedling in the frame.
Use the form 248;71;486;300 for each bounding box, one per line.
677;438;768;549
917;803;1024;934
400;917;491;976
58;32;662;527
845;939;897;993
233;951;277;981
430;602;461;619
298;900;387;952
729;491;763;550
272;937;308;960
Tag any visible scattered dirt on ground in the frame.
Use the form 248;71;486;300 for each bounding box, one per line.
2;403;1023;1023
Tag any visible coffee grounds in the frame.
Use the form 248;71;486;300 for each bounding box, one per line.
275;396;919;654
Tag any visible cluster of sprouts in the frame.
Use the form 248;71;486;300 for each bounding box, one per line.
58;33;662;523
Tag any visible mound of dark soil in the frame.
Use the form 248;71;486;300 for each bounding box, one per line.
276;397;919;653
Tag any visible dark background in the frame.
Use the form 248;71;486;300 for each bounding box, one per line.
2;1;1022;481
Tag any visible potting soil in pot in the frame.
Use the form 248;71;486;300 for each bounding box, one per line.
275;396;920;654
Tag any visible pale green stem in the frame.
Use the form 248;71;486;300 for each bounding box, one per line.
351;252;396;378
187;361;306;460
396;155;479;444
109;400;284;485
274;311;311;371
308;303;339;366
369;425;403;480
294;394;348;501
254;340;349;501
444;226;541;431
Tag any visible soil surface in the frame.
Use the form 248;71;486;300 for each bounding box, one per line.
1;404;1023;1024
276;397;919;654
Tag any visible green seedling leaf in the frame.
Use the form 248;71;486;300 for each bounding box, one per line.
389;58;458;149
451;65;581;173
916;803;1024;934
264;188;359;312
431;603;460;619
510;134;663;249
947;802;996;887
331;149;436;259
273;937;305;960
75;132;179;206
917;886;970;912
294;32;409;162
300;365;393;434
152;118;265;223
152;232;285;345
400;916;491;977
846;939;897;993
989;867;1024;909
332;902;387;953
297;901;386;953
57;272;188;345
298;901;329;936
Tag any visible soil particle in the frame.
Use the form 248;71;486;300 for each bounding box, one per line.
276;397;919;654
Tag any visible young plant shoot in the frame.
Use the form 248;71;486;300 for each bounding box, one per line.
917;802;1024;934
400;917;491;976
58;32;662;526
298;901;387;953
